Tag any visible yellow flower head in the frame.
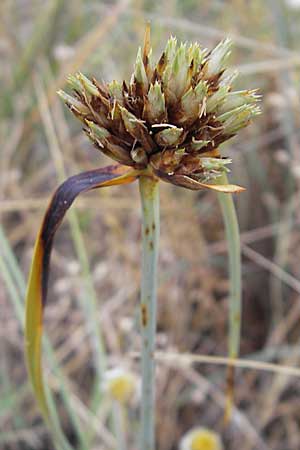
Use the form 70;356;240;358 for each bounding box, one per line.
180;427;223;450
101;368;137;404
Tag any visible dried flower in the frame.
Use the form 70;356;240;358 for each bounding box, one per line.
179;427;223;450
58;25;260;192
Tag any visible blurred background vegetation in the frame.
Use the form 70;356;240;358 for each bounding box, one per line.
1;0;300;449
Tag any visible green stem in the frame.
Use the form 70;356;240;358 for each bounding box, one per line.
139;175;160;450
112;401;127;450
217;172;241;420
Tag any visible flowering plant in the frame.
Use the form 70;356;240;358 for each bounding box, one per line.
25;25;260;450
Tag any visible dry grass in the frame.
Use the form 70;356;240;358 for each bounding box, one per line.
1;1;300;449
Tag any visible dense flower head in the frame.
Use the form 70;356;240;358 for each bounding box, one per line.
58;25;260;190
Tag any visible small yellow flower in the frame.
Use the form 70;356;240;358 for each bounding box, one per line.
101;368;137;404
180;427;223;450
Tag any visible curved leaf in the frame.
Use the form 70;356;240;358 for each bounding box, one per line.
153;170;245;192
197;181;245;193
25;164;138;419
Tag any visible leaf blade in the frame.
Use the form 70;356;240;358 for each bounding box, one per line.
154;171;245;192
25;164;138;419
198;182;245;193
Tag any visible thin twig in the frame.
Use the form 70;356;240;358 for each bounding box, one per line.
153;351;300;378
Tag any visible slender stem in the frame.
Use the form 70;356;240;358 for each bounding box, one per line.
112;401;127;450
139;175;160;450
217;172;241;421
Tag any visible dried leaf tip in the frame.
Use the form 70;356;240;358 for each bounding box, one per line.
143;22;151;64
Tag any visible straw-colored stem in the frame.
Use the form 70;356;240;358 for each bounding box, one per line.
217;172;241;421
139;175;160;450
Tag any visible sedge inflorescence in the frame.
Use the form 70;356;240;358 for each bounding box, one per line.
58;26;260;190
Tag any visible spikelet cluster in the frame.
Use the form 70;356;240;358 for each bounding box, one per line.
58;26;260;190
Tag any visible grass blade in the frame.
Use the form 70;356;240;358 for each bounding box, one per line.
25;165;137;423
